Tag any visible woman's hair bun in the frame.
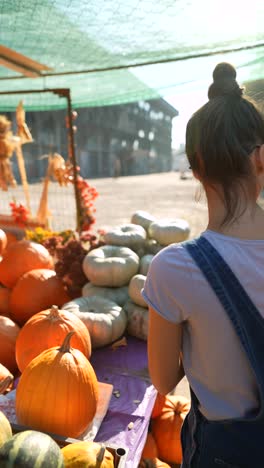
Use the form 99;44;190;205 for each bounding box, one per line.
208;62;243;100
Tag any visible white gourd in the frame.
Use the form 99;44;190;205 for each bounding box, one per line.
144;238;164;255
139;254;154;276
148;219;190;246
82;245;139;287
123;299;149;341
130;210;156;231
82;283;129;307
103;223;147;250
63;296;127;349
128;274;147;308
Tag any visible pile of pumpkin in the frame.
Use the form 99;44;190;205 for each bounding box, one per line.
0;210;191;467
64;210;191;345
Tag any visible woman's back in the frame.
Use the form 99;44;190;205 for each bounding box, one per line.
143;229;264;420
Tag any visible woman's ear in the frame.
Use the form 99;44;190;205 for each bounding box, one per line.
259;144;264;171
252;145;264;174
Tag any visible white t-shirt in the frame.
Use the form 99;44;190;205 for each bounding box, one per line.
142;230;264;420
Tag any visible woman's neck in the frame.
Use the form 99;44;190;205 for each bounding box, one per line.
205;187;264;240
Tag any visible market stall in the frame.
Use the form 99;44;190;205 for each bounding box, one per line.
0;1;263;466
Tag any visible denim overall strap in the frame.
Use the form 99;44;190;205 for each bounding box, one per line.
184;236;264;400
179;237;264;468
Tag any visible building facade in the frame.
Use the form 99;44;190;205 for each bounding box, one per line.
8;98;178;181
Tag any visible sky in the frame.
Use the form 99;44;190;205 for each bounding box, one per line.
165;90;208;150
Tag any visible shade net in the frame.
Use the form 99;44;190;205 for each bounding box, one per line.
0;0;263;110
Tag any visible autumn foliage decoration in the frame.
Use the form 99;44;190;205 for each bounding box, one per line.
9;201;30;227
76;176;98;232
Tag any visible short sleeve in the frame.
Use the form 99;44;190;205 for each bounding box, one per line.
141;244;194;323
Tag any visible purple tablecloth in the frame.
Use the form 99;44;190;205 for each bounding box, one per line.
90;336;157;468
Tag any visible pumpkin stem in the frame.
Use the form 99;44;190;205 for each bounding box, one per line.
59;331;75;353
49;305;60;320
96;445;106;466
0;375;14;394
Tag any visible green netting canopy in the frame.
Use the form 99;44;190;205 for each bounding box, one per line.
0;0;263;111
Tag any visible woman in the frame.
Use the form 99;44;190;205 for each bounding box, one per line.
142;62;264;467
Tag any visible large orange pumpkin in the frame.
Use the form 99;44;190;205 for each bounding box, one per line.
16;305;92;372
0;229;7;256
16;332;99;438
4;231;18;250
0;286;11;317
141;432;158;459
0;315;20;375
61;441;114;467
151;394;190;465
0;240;54;288
9;269;70;326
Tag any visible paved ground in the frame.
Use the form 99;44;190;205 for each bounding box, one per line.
0;171;207;238
93;171;208;239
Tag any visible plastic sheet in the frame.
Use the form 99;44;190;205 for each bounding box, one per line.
91;336;157;467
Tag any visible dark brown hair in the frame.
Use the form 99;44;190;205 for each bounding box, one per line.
186;62;264;225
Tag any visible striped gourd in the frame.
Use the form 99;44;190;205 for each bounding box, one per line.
0;430;64;467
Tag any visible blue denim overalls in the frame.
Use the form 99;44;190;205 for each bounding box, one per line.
180;236;264;468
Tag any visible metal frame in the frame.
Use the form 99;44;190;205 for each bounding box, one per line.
0;87;81;231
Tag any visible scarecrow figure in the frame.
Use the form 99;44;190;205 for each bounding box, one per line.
0;115;18;190
16;100;33;145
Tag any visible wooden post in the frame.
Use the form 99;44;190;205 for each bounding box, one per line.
15;144;31;214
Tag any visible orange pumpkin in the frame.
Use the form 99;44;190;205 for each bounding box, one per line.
0;363;14;394
0;286;11;317
151;393;167;419
4;231;18;250
0;240;54;288
0;315;20;374
151;394;190;465
0;229;7;256
138;458;171;468
16;332;99;438
61;441;114;467
141;432;158;459
16;305;92;373
10;269;70;326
